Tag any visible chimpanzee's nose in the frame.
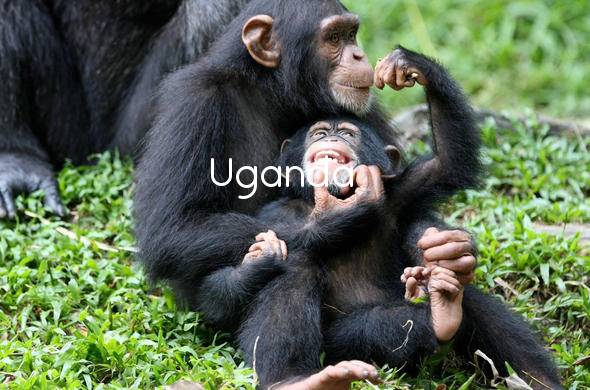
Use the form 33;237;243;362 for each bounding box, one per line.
353;47;366;61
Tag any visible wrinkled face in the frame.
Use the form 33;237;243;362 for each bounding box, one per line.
303;121;361;194
319;14;374;115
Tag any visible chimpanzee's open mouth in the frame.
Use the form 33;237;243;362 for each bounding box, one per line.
310;149;352;165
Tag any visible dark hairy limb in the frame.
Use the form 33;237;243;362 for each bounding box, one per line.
0;154;65;218
1;0;251;218
377;46;482;205
0;0;86;218
399;211;478;284
196;253;286;332
324;301;439;371
275;200;381;257
457;286;563;390
238;260;327;389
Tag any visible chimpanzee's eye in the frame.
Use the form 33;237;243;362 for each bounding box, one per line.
348;31;356;41
330;33;339;43
313;130;328;138
339;130;354;138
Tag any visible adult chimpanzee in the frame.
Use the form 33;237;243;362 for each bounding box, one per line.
232;112;561;389
135;0;477;320
0;0;251;218
134;0;484;386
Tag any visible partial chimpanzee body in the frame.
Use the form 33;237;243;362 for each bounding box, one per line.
136;0;477;329
0;0;251;218
192;47;563;389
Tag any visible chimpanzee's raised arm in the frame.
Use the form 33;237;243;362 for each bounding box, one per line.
376;46;482;205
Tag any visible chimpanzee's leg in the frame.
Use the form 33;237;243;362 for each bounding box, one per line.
456;286;563;389
238;261;327;388
323;301;439;372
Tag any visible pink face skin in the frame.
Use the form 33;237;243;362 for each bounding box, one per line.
319;14;375;115
303;121;360;195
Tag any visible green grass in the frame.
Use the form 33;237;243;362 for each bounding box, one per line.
342;0;590;119
1;116;588;389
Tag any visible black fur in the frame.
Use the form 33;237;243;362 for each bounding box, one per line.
134;0;420;331
234;49;560;388
131;2;561;387
0;0;251;217
237;52;560;386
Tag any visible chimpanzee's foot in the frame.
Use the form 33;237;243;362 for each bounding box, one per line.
274;360;379;390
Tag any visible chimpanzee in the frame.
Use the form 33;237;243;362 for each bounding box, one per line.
134;0;478;338
232;113;561;389
0;0;251;218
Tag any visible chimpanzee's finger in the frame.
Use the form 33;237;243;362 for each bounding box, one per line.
430;268;462;291
421;227;440;239
414;70;428;86
404;277;418;299
423;241;474;263
395;61;408;90
40;178;66;217
255;231;275;243
382;64;398;90
248;242;265;253
435;255;476;275
312;170;330;208
366;165;384;202
418;229;471;250
243;249;262;262
0;186;16;219
336;360;380;382
265;230;279;243
374;59;385;89
352;165;372;198
434;273;463;291
411;266;424;277
456;271;475;285
279;239;288;261
373;61;385;89
402;68;419;88
262;230;283;257
431;266;458;278
403;266;428;280
429;278;461;294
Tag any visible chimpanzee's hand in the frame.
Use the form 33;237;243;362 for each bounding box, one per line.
0;153;66;219
374;46;429;90
401;266;430;300
243;230;288;264
417;227;476;285
312;165;384;216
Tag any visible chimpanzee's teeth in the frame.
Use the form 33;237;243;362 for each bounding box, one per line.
315;150;344;162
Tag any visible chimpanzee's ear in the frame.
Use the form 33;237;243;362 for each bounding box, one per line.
242;15;281;68
280;139;291;154
385;145;401;171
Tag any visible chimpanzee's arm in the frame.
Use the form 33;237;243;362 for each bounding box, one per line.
276;201;383;257
0;1;75;218
196;253;287;332
263;168;386;257
399;210;478;269
376;46;482;204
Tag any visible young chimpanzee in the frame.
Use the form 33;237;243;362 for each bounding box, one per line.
208;49;562;390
